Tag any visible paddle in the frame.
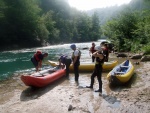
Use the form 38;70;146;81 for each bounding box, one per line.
37;71;45;76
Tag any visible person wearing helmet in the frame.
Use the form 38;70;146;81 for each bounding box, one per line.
70;44;81;82
58;55;72;78
86;46;105;95
31;50;48;72
89;42;96;62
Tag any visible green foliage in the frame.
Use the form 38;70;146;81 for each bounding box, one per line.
0;0;43;47
90;12;101;41
141;43;150;55
103;8;138;51
0;0;150;51
103;5;150;53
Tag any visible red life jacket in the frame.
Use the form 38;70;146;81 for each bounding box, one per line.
34;50;42;61
91;46;96;53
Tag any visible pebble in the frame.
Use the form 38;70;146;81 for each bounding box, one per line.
68;105;73;111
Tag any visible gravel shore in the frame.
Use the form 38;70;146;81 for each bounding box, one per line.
0;61;150;113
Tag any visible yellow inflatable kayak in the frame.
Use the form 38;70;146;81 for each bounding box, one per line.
48;60;118;72
107;60;134;85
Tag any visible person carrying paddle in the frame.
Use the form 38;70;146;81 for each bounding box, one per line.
31;50;48;72
86;45;105;95
58;55;72;78
70;44;81;82
89;42;96;62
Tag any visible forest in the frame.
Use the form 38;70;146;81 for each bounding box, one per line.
0;0;150;54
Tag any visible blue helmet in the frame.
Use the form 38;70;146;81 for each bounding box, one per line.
70;44;76;50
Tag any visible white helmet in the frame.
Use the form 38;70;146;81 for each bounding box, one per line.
94;45;102;51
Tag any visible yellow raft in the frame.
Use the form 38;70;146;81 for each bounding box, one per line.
107;60;134;85
48;60;118;72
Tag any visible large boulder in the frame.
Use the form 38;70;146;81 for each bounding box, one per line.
131;54;142;59
141;55;150;62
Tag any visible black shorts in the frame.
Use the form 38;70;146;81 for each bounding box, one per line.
31;57;38;67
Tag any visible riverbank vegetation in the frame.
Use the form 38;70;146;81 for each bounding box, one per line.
0;0;150;54
0;0;101;50
103;0;150;54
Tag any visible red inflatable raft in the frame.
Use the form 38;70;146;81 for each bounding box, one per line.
21;68;66;87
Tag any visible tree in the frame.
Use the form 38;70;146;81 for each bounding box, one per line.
2;0;45;47
103;8;138;51
90;12;102;41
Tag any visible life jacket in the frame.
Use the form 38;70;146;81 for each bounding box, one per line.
102;48;109;62
71;49;81;59
91;46;96;53
34;50;42;61
78;49;81;59
72;49;81;61
95;51;105;65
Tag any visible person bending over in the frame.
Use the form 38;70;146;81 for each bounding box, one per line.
31;50;48;72
58;55;72;78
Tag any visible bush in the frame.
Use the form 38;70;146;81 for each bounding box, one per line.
141;44;150;55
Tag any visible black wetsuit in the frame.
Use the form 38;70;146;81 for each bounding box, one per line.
72;50;80;81
90;52;105;92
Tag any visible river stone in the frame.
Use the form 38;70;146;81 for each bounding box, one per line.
131;54;142;59
116;53;127;57
141;55;150;62
68;105;73;111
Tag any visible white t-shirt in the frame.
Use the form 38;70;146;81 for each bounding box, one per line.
74;50;79;56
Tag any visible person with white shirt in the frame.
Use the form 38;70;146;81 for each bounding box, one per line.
70;44;81;82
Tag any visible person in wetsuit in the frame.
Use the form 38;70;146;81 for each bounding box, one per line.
86;45;105;95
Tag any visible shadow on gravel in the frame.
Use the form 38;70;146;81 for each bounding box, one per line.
20;76;66;101
108;73;137;92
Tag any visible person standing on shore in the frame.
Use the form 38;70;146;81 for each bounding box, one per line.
31;50;48;72
70;44;81;82
58;55;72;78
89;42;96;62
86;45;105;95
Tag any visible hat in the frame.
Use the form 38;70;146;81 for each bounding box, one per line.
94;45;102;51
70;44;76;50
